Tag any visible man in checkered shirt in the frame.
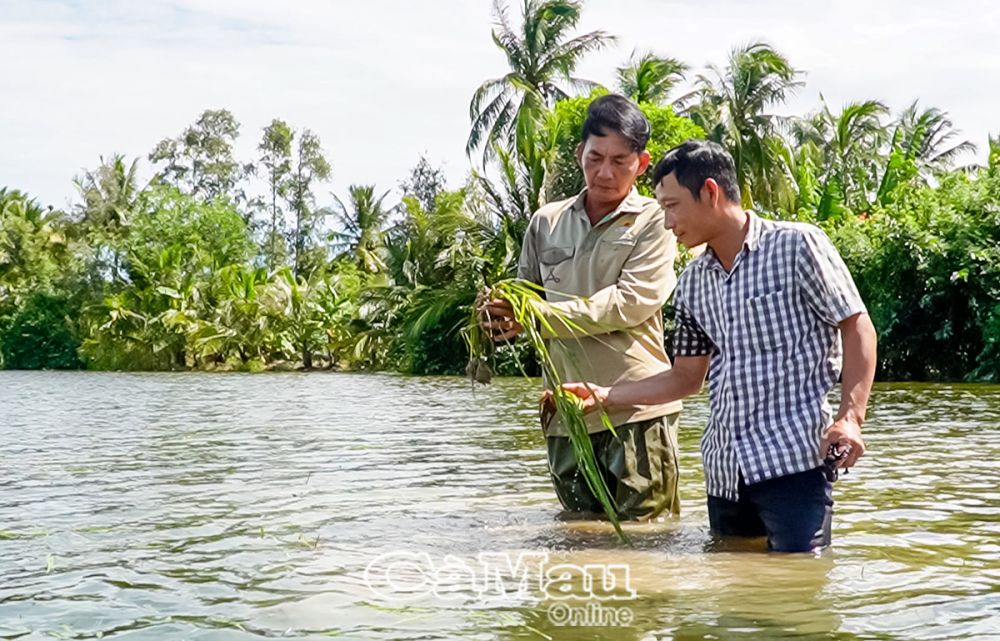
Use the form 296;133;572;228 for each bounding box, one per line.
563;140;878;552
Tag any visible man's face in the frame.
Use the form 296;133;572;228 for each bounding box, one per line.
655;173;712;247
577;131;650;204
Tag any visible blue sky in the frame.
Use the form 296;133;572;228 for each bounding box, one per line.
1;0;997;210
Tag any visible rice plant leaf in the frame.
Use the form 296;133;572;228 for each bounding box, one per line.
466;277;630;543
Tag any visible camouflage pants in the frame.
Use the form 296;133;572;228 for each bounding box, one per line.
546;412;681;520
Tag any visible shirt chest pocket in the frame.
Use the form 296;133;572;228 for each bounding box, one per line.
599;228;637;252
539;245;575;287
594;233;637;280
735;290;793;353
601;237;636;256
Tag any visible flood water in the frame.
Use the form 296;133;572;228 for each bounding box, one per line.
1;372;998;640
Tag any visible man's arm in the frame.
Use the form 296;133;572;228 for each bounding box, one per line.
822;312;877;468
481;208;677;341
561;355;710;412
533;211;677;339
797;227;877;470
557;286;712;412
480;216;541;341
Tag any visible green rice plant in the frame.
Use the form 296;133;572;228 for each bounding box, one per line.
463;278;629;544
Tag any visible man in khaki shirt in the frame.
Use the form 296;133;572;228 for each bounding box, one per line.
480;95;683;520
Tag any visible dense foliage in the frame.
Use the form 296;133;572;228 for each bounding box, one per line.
2;1;997;381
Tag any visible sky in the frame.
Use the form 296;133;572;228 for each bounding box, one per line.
1;0;997;210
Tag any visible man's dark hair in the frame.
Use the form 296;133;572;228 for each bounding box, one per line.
652;140;741;203
581;94;651;153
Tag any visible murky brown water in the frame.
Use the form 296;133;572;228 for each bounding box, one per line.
1;372;997;640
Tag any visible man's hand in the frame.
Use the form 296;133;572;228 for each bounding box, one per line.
828;312;875;473
540;382;611;419
478;298;524;342
821;417;866;469
562;383;610;414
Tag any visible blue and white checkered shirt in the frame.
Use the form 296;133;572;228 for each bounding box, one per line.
673;212;867;501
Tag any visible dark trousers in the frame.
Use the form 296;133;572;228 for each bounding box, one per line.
546;413;681;521
707;467;833;552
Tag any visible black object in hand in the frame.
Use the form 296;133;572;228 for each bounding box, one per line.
823;444;851;482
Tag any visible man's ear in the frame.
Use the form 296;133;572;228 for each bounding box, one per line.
575;143;584;168
635;150;651;176
703;178;721;208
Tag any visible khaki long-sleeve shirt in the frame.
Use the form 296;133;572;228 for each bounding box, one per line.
517;188;684;436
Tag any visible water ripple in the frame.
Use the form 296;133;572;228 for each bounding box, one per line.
0;372;998;640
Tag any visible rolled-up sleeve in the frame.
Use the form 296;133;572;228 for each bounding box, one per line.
532;215;677;339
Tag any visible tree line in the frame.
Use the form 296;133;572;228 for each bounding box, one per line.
2;0;999;381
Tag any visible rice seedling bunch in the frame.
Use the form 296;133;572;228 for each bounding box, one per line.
464;278;629;543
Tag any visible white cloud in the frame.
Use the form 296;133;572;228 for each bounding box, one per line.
0;0;995;210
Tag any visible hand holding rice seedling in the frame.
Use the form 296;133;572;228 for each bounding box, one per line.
464;278;630;543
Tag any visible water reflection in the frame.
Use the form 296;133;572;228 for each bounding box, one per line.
503;552;842;641
0;372;997;640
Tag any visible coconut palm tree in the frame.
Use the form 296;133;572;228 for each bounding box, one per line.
875;103;976;206
792;99;889;213
681;41;803;210
328;185;393;274
891;102;976;177
74;154;141;233
466;0;613;161
74;154;142;281
194;264;272;365
0;190;71;302
616;50;688;105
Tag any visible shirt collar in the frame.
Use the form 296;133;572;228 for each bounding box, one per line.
572;187;644;226
699;210;763;273
743;210;763;252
